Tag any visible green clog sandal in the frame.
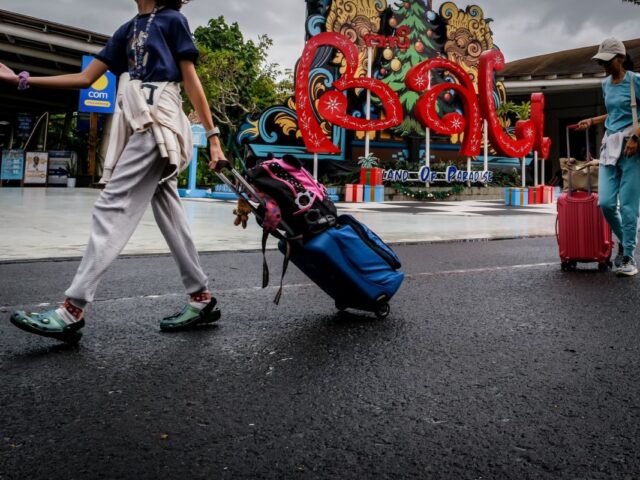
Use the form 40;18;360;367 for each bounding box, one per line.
160;298;221;332
10;309;84;343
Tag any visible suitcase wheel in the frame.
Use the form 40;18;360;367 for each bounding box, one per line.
598;262;612;272
335;301;347;312
375;302;391;320
561;261;577;272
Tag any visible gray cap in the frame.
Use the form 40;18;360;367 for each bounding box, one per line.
592;37;626;62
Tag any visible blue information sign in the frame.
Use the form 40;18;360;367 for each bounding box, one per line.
78;55;116;114
0;149;25;181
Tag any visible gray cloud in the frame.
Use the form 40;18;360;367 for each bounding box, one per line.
1;0;638;71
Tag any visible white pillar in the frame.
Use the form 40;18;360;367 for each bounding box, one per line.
425;71;432;187
467;157;471;188
483;119;489;173
521;157;526;188
364;46;373;158
534;151;539;187
313;152;318;180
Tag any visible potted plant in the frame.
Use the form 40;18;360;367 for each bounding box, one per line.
66;156;77;188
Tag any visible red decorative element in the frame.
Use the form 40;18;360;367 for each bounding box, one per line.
530;92;552;159
389;17;398;28
345;184;364;203
406;57;483;157
364;26;411;50
478;49;536;158
296;32;403;154
380;68;387;75
360;167;384;185
414;40;425;53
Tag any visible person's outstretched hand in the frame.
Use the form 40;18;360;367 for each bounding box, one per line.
233;199;251;228
0;63;18;85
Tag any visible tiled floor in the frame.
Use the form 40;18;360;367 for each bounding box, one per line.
0;188;556;261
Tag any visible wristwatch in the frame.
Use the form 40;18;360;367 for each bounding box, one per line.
206;127;221;139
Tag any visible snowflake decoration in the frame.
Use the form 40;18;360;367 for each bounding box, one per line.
324;97;341;114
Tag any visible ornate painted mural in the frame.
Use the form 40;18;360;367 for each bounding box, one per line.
237;0;509;162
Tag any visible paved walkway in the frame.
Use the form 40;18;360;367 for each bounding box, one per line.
0;188;556;261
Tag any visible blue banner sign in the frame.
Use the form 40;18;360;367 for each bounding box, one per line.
79;56;116;114
383;167;494;184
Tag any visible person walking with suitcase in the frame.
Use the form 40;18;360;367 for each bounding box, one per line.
576;38;640;276
0;0;227;341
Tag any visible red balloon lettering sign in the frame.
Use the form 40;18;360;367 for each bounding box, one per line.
296;32;551;159
295;32;403;154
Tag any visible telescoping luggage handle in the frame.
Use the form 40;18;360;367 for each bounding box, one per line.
566;124;595;196
214;159;297;305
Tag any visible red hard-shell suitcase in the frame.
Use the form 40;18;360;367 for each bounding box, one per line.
556;124;613;271
556;191;612;271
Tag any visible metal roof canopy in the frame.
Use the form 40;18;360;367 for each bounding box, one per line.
0;9;109;114
499;38;640;94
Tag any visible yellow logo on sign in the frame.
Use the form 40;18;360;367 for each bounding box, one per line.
91;75;109;91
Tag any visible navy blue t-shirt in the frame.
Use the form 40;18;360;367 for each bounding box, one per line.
96;8;199;82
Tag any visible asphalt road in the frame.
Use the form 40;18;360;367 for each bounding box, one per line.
1;237;639;480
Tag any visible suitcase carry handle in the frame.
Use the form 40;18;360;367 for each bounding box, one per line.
213;159;233;172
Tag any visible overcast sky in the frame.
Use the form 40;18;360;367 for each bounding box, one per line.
2;0;639;71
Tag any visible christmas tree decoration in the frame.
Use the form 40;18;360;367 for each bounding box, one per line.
383;48;394;60
380;0;444;136
389;17;398;28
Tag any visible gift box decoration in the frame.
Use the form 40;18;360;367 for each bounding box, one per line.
504;187;529;207
360;167;383;186
539;185;554;204
528;187;539;205
345;184;364;203
363;185;384;202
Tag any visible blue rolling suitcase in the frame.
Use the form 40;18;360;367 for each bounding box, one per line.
215;164;404;319
278;215;404;319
